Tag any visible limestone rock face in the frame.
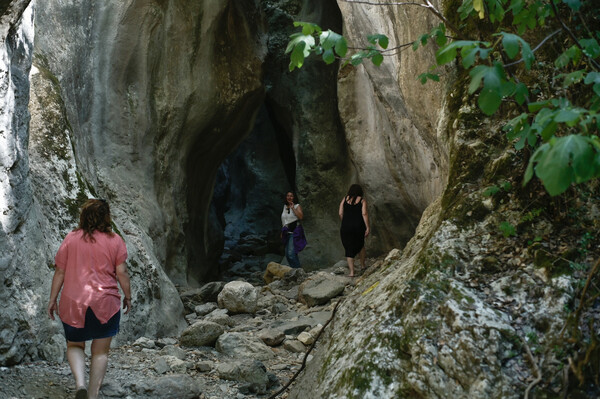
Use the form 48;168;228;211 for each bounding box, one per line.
1;0;266;365
336;0;449;254
0;0;42;366
33;0;267;286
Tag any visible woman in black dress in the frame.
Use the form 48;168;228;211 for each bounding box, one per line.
339;184;370;277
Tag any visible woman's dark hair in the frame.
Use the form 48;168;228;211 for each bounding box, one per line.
77;199;114;242
346;184;364;205
283;191;297;205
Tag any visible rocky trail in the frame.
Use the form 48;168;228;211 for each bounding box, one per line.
0;260;375;399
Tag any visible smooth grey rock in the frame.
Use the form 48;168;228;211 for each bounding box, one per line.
297;332;314;346
216;359;270;394
282;339;305;353
195;302;218;316
38;334;66;363
132;337;156;349
215;332;274;361
258;328;285;347
270;320;311;336
197;281;227;303
157;337;178;347
159;345;187;360
154;357;169;374
298;275;346;307
179;321;224;348
196;361;213;372
218;281;258;314
204;309;233;327
133;375;204;399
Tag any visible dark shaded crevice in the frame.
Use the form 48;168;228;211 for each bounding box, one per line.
184;87;265;284
265;98;296;191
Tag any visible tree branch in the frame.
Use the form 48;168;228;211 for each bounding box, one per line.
550;0;600;71
341;0;429;7
522;337;543;399
503;29;562;68
341;0;461;35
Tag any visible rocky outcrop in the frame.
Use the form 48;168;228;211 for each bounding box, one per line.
1;0;268;365
33;0;267;286
336;0;449;254
0;0;38;366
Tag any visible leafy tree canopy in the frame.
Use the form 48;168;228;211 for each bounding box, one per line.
285;0;600;197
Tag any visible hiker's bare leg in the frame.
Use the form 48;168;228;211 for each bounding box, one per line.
66;341;86;390
88;337;112;399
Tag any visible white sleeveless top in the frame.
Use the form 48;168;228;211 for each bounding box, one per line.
281;204;300;227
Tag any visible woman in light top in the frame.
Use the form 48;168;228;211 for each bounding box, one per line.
339;184;370;277
281;191;304;268
48;199;132;399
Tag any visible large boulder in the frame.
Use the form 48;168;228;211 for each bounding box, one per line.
179;321;224;348
298;273;346;307
215;332;275;361
216;359;271;394
218;281;258;314
263;262;292;284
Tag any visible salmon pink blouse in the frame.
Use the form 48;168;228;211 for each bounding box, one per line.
55;230;128;327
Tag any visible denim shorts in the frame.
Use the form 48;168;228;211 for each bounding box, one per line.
62;307;120;342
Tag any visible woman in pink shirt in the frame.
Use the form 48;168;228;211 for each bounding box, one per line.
48;199;132;399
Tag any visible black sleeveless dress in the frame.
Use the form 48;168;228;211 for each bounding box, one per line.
340;198;366;257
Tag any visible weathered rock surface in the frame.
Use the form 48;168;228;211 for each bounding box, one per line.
263;261;292;284
179;321;224;348
336;0;449;254
217;281;258;314
216;332;275;361
216;359;271;394
298;273;347;307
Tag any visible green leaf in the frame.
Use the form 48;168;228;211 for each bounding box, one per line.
501;181;512;191
285;33;315;56
554;108;581;125
524;143;549;185
483;186;500;196
371;52;384;66
289;41;307;71
528;100;552;112
350;52;366;66
320;30;338;50
581;38;600;59
533;135;595;196
584;71;600;85
557;70;585;88
479;87;502;115
562;0;582;11
468;65;488;94
322;48;335;64
473;0;485;19
514;82;528;105
477;64;504;115
502;33;520;59
501;80;516;97
520;38;534;69
293;21;322;36
436;40;483;65
368;34;389;49
335;37;348;58
499;221;517;237
418;73;440;84
555;46;581;68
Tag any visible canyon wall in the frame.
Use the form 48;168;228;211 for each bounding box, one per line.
0;0;449;367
